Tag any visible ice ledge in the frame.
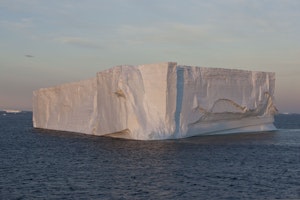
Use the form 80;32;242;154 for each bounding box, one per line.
33;62;277;140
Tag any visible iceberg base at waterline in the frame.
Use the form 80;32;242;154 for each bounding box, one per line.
33;62;277;140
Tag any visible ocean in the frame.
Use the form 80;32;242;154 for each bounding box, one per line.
0;112;299;199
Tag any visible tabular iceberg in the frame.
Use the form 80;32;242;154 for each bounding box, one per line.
33;62;277;140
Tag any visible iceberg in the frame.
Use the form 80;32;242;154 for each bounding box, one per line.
33;62;277;140
3;109;22;113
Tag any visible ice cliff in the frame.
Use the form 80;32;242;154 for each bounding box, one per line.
33;62;277;140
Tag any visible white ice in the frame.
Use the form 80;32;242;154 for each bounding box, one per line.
33;62;277;140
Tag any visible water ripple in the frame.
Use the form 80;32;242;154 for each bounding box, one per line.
0;112;299;199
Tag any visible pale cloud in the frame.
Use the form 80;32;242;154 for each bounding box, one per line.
117;23;239;46
55;36;102;49
25;54;34;58
0;18;33;31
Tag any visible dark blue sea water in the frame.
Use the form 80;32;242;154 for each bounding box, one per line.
0;112;299;199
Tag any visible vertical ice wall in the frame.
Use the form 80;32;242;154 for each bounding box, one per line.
96;62;177;140
33;78;97;134
177;66;276;137
33;62;277;140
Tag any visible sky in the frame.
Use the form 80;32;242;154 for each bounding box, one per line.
0;0;300;113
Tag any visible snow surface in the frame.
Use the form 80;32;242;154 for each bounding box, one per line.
33;62;277;140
